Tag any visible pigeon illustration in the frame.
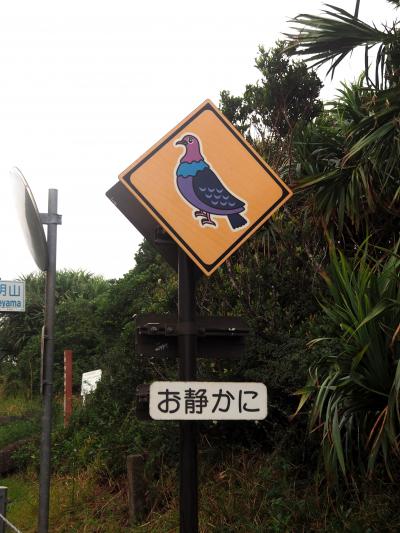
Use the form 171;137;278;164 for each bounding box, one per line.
174;134;248;230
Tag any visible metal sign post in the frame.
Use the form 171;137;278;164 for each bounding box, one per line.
38;189;60;533
178;249;198;533
10;169;61;533
0;487;7;533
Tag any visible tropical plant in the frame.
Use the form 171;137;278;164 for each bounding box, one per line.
285;3;400;89
294;243;400;481
286;2;400;239
0;270;111;396
293;79;400;239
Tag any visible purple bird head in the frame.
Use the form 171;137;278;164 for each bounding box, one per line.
175;134;203;163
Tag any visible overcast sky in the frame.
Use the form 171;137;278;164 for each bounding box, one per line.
1;0;396;281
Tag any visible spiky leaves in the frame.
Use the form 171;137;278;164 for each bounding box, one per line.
295;244;400;482
285;4;399;89
294;79;400;241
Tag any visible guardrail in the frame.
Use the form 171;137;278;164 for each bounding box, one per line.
0;487;22;533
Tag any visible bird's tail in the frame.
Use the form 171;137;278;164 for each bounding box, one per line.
227;213;248;230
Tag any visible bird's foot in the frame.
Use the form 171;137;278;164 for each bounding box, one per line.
194;210;207;218
201;218;216;227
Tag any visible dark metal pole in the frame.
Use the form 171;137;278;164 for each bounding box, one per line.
178;249;198;533
38;189;59;533
354;0;361;18
0;486;7;533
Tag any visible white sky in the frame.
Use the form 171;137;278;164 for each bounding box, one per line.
0;0;397;281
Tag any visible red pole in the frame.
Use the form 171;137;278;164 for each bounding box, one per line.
64;350;73;427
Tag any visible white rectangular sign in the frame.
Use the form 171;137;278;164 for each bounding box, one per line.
81;369;102;400
150;381;267;420
0;280;25;312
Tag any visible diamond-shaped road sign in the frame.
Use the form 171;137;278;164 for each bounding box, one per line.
117;100;292;276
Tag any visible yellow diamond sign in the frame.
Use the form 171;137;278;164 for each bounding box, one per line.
119;100;293;276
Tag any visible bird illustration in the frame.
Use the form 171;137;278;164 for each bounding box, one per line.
174;134;248;230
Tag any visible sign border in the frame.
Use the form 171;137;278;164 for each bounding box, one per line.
119;100;292;275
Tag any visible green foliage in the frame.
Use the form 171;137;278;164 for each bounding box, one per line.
0;418;40;449
2;45;324;483
102;240;177;335
295;243;400;481
285;4;399;89
46;341;180;477
0;274;45;397
220;42;322;172
0;395;41;467
0;394;39;417
286;0;400;485
41;219;323;479
44;242;179;477
53;271;111;392
0;270;111;396
294;79;400;238
6;448;400;532
194;212;325;447
0;15;398;533
221;43;322;138
286;1;400;241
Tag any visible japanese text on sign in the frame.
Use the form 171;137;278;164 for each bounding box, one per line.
149;382;267;420
0;280;25;312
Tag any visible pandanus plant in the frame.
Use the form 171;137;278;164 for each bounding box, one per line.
293;243;400;481
285;2;400;238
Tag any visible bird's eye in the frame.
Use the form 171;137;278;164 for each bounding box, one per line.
188;137;193;143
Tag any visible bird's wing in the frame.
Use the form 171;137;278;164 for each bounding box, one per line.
192;167;245;211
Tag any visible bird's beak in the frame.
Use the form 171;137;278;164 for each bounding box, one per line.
175;139;185;146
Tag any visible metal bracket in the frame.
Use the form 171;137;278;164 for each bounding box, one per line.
39;213;62;225
177;322;198;335
135;314;249;359
154;226;174;244
135;384;151;420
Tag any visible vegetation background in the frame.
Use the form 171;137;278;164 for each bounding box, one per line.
1;1;399;530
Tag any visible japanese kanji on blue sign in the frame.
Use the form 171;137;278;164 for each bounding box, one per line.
150;381;267;420
0;280;25;312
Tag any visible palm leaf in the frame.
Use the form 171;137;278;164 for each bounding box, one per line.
284;4;389;81
293;79;400;232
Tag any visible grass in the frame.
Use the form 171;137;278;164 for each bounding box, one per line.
134;451;400;533
0;395;40;417
2;451;400;532
3;470;129;533
0;418;40;448
2;393;400;532
0;395;41;448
